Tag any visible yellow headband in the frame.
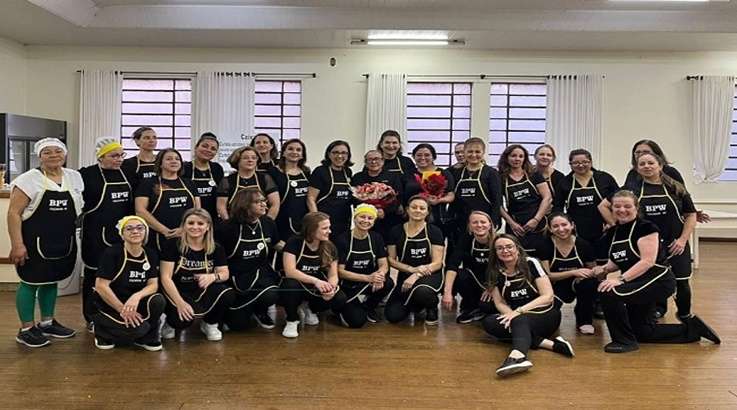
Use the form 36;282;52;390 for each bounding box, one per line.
354;204;378;219
97;141;123;158
116;215;148;237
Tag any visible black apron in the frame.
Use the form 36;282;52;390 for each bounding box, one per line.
549;240;587;301
95;249;156;323
17;173;78;284
278;170;309;237
165;250;233;316
189;162;218;218
227;173;264;205
466;238;490;291
455;167;494;219
227;221;278;308
294;240;334;297
392;225;444;305
341;233;378;302
608;221;673;296
150;178;196;251
504;173;545;228
134;157;157;182
316;168;352;234
82;165;132;269
497;262;553;314
564;175;604;243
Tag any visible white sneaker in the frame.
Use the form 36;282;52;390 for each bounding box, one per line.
282;320;299;338
160;321;176;340
298;304;320;326
200;321;222;341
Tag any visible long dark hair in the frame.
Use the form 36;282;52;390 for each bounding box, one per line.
155;148;183;177
250;133;279;162
631;139;669;168
497;144;534;176
301;212;338;268
377;130;403;155
228;187;263;224
487;234;533;288
321;140;354;168
635;152;687;197
278;138;309;173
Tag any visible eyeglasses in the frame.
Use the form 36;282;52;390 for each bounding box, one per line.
108;152;127;159
569;161;591;166
365;157;383;162
331;151;349;156
124;225;146;232
495;244;516;252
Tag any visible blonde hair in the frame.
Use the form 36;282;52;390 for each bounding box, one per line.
178;208;216;256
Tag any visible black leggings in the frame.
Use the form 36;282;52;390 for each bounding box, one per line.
482;309;561;355
454;268;486;313
279;278;347;322
93;293;166;344
338;277;395;328
225;269;281;330
656;249;693;317
82;267;97;323
552;277;597;326
165;284;237;328
385;272;443;323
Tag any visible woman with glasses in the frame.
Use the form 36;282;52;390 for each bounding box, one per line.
307;140;354;240
482;234;574;377
79;137;134;330
216;146;280;222
92;216;165;351
183;133;224;222
350;150;403;239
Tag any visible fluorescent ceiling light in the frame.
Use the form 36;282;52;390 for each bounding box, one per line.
367;32;448;41
609;0;723;2
367;40;449;46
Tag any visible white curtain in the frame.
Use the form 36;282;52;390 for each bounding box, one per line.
192;72;255;170
690;76;735;183
364;73;407;153
78;70;122;167
545;74;604;163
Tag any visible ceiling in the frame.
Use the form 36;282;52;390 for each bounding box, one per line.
3;0;737;50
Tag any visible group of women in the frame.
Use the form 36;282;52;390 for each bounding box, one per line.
7;127;721;378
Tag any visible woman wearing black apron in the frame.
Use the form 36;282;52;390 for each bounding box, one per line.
279;212;347;338
554;149;619;264
306;140;354;240
453;137;502;231
135;148;200;252
251;132;279;173
443;211;495;324
627;153;698;321
183;133;224;222
79;137;133;329
159;208;236;342
272;138;311;242
217;188;281;331
351;150;404;239
498;144;552;257
533;144;565;200
335;204;393;328
8;138;83;347
216;146;280;221
121;127;158;191
482;234;574;377
377;130;417;182
92;216;165;351
538;213;597;334
385;196;445;325
594;190;719;353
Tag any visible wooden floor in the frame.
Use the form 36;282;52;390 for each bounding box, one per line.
0;242;736;409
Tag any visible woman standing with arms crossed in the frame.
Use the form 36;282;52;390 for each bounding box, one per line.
8;138;83;347
307;140;354;240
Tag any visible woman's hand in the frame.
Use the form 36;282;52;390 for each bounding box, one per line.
165;228;181;239
176;302;195;322
196;274;217;289
314;279;335;295
480;288;493;303
573;268;594;279
668;238;687;256
9;243;28;266
696;210;711;224
441;292;454;311
426;195;440;206
402;273;419;292
523;218;539;232
497;310;521;329
509;221;526;237
598;277;623;293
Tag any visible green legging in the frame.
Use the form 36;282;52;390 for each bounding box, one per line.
16;282;58;323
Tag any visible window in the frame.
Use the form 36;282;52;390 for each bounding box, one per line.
489;82;547;166
254;80;302;146
406;82;471;167
720;85;737;181
121;78;192;161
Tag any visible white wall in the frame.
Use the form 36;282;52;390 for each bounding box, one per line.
0;37;27;115
19;45;737;210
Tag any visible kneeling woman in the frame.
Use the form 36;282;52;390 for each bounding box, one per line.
280;212;347;338
539;213;597;335
159;208;236;342
385;196;445;325
217;188;281;331
443;211;495;324
482;234;574;377
594;190;720;353
92;216;165;351
335;204;394;328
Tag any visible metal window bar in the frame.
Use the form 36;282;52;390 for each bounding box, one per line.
488;82;547;162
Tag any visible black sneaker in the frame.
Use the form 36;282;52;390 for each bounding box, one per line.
94;336;115;350
653;308;666;320
38;319;76;339
690;315;721;344
604;342;639;353
425;308;439;326
456;309;484;324
253;312;276;330
496;356;533;377
134;341;163;352
366;309;379;324
16;327;50;348
86;322;95;334
552;336;575;357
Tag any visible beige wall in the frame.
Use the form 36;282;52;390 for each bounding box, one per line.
0;37;27;115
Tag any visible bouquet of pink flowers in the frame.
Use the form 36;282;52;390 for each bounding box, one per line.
352;182;397;209
415;171;447;199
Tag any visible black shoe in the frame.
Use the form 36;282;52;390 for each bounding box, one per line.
16;327;50;348
604;342;639;353
38;320;76;339
86;322;95;334
366;309;379;324
412;309;426;322
134;341;163;352
496;356;533;377
253;312;276;330
690;315;721;344
456;309;484;324
425;308;439;326
653;308;666;320
94;336;115;350
552;336;575;357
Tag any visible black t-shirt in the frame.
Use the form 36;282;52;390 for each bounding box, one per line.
453;165;503;228
216;172;278;200
623;180;696;241
271;167;312;199
503;171;546;224
625;164;685;188
387;223;444;266
541;169;565;198
161;240;227;284
554;170;619;212
283;236;330;278
215;216;280;273
445;233;491;275
308;165;353;198
134;177;198;217
79;165;133;213
96;244;159;302
182;161;225;190
121;156;157;191
495;257;549;311
382;155;417;177
335;231;388;264
351;170;403;217
538;236;595;272
182;161;224;217
604;218;667;272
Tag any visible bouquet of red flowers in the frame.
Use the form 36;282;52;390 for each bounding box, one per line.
415;171;447;199
352;182;397;209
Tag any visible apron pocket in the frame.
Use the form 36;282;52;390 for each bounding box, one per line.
36;236;74;260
